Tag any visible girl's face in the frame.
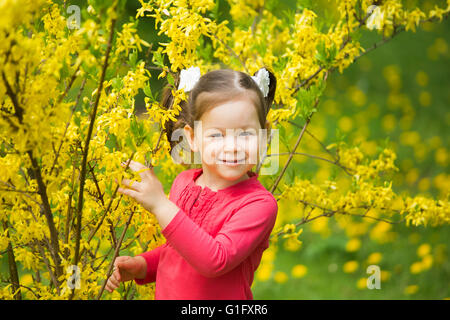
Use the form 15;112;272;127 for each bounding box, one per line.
184;97;269;184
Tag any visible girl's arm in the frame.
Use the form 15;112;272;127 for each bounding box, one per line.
154;195;278;278
117;160;277;278
134;243;167;285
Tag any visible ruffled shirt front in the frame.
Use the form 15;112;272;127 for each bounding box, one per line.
134;167;278;300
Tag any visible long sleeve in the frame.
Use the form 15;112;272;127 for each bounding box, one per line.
134;243;166;285
161;196;277;278
134;172;187;285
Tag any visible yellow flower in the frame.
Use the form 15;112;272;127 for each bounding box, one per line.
273;271;288;284
310;217;331;238
417;177;430;191
20;274;33;286
284;237;303;251
417;243;431;257
338;116;353;132
381;270;391;282
421;254;433;270
343;261;359;273
405;8;426;33
256;263;273;282
291;264;308;278
415;71;429;86
410;261;423;274
400;131;421;146
367;252;382;265
382;114;397;132
419;91;431;107
346;238;361;252
435;147;448;166
357;277;367;290
404;285;419;295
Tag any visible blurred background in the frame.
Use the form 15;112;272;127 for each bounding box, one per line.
124;0;450;299
9;0;448;299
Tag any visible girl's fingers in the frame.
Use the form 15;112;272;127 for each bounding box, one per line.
106;281;116;292
118;187;139;200
122;160;152;179
106;282;114;293
122;160;146;171
120;178;140;190
109;274;120;287
113;268;122;282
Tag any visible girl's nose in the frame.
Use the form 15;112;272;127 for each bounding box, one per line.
223;134;238;151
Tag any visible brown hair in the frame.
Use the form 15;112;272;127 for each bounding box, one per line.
161;67;277;165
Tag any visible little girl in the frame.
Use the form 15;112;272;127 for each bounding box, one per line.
106;67;278;300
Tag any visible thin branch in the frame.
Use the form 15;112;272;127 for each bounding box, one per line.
73;14;117;269
49;77;87;177
80;155;134;253
0;181;41;206
303;124;337;159
1;71;23;124
96;209;136;300
0;281;39;299
271;200;404;240
251;0;265;35
255;119;279;174
267;152;354;176
27;151;63;283
1;55;63;282
57;63;81;105
2;221;21;300
69;9;117;300
269;117;309;194
35;240;61;295
295;66;324;91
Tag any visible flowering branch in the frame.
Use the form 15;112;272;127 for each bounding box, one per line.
73;14;117;270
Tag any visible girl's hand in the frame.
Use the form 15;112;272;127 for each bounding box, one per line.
105;256;147;293
118;160;166;213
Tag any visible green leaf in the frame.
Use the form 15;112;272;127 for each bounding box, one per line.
125;135;136;152
315;40;327;65
167;73;174;86
152;49;165;68
129;50;138;68
143;84;153;99
112;77;123;90
105;133;118;152
74;114;81;127
208;0;220;20
130;117;139;136
105;180;113;197
315;40;337;68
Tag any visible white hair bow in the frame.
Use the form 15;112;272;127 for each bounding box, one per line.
178;66;201;92
178;66;270;97
251;68;270;97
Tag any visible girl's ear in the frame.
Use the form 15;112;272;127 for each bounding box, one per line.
183;124;198;152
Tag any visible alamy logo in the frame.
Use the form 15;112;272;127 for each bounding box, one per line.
366;265;381;289
67;5;81;30
66;265;81;289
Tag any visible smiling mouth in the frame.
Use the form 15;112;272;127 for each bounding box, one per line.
219;159;245;164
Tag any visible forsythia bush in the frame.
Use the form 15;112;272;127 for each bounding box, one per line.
0;0;449;299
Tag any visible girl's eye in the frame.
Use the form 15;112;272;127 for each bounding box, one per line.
209;131;253;138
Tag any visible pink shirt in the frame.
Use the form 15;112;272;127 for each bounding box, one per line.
134;167;278;300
